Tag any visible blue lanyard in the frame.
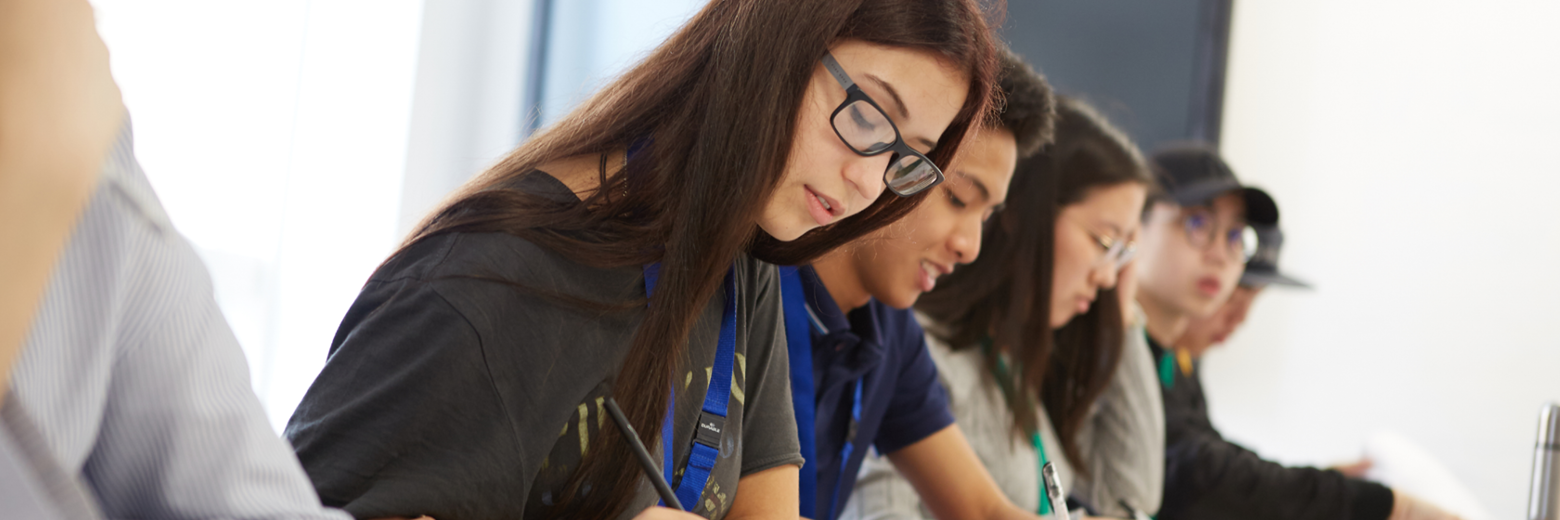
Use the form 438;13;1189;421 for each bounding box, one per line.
643;262;737;512
828;382;863;519
779;266;862;520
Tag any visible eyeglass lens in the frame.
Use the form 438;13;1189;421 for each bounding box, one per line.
833;100;895;154
831;97;938;195
1184;212;1251;260
1100;237;1135;268
887;154;937;195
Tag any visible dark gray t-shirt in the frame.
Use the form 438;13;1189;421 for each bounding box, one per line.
284;172;801;520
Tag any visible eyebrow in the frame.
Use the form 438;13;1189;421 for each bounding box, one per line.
864;74;909;121
953;170;995;206
866;74;940;152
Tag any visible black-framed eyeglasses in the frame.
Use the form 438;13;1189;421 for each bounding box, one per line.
1181;209;1257;261
821;52;944;196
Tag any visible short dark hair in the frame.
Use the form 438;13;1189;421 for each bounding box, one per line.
992;47;1056;159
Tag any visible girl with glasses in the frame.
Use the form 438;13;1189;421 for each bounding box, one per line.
846;96;1158;519
282;1;1002;520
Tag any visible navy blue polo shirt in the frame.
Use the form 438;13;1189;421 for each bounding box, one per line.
780;266;954;520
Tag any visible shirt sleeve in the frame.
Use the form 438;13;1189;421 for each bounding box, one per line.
838;450;933;520
285;281;530;520
77;175;349;519
0;403;94;520
1072;323;1165;517
736;258;805;476
871;312;954;455
1162;426;1394;520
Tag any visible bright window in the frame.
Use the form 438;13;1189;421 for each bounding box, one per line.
91;0;426;429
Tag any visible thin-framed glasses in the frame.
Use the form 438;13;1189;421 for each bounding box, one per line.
821;52;944;196
1085;229;1136;270
1180;209;1257;261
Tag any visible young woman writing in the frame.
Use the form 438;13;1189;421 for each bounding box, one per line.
282;1;1002;519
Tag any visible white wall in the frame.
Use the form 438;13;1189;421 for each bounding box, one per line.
397;0;534;237
1204;2;1560;519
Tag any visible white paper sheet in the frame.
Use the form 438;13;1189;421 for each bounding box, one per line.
1363;431;1492;520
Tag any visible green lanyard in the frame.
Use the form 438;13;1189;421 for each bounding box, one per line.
982;340;1053;515
1157;349;1175;389
1030;431;1052;515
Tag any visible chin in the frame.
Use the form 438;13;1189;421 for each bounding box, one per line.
1048;309;1073;329
756;216;808;242
880;290;919;310
1186;300;1221;318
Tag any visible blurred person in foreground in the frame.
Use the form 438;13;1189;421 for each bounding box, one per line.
0;1;349;518
1140;145;1458;520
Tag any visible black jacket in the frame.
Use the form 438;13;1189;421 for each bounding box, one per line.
1151;338;1394;520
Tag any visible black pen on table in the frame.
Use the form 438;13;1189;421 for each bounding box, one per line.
604;397;684;511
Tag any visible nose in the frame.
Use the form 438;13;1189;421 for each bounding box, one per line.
1202;235;1232;267
1092;261;1120;289
844;154;889;204
949;215;983;264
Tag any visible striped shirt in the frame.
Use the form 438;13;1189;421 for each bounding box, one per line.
840;326;1074;520
1071;306;1165;517
8;121;350;519
841;308;1165;519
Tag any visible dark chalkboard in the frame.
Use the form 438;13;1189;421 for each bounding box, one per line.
1000;0;1233;151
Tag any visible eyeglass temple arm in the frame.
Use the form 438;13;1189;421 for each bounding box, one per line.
820;52;856;90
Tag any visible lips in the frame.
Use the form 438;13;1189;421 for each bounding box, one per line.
1074;294;1093;314
804;184;844;226
1196;276;1222;297
918;259;951;292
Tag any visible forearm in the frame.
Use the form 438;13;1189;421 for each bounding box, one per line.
1163;432;1386;520
986;503;1039;520
726;464;801;520
887;426;1039;520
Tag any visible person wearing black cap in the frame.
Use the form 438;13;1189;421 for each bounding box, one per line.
1139;144;1459;520
1132;143;1277;360
1175;225;1310;358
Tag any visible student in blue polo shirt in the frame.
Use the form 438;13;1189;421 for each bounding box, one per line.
779;49;1057;520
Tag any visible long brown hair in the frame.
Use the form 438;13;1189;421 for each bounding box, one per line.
399;0;1002;517
916;96;1150;473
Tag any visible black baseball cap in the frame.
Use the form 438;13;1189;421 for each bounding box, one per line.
1241;225;1311;288
1149;144;1278;227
